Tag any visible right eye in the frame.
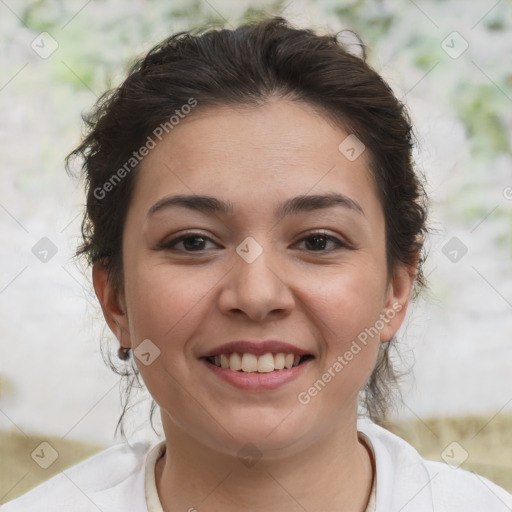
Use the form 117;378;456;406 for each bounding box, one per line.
159;233;220;252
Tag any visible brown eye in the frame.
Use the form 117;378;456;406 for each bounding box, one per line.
296;232;349;252
160;233;218;252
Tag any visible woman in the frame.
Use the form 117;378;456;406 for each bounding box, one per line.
2;16;511;512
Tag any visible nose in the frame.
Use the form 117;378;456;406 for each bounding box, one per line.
217;240;295;322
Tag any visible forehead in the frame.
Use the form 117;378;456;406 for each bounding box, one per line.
129;99;381;224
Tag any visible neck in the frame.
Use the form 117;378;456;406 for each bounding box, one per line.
155;415;374;512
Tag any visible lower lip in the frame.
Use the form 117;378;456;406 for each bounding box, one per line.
201;358;312;390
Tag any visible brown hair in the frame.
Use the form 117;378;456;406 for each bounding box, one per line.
67;16;428;435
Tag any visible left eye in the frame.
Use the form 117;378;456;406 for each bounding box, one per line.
295;233;346;252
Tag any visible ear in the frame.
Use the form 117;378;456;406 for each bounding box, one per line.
92;261;131;350
380;262;417;343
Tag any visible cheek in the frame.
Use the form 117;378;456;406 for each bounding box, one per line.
124;262;222;344
301;264;385;391
310;263;387;336
121;264;215;409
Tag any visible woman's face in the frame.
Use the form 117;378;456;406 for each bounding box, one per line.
95;99;413;457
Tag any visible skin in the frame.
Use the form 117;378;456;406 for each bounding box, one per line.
93;98;416;511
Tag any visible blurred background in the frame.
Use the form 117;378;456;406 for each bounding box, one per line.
1;0;511;501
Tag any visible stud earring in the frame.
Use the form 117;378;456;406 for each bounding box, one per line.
118;346;131;360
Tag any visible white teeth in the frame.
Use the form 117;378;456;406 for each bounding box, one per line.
241;353;258;372
220;354;229;369
229;352;242;371
257;353;275;373
210;352;307;372
274;353;285;370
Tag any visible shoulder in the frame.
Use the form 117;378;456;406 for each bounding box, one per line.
0;440;156;512
357;418;512;512
424;459;512;511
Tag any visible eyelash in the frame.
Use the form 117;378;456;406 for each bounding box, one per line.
159;231;351;253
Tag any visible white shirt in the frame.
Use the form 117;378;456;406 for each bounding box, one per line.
2;419;511;511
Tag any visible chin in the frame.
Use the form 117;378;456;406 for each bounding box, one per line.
207;411;314;458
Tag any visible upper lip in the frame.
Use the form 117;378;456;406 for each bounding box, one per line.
201;340;312;358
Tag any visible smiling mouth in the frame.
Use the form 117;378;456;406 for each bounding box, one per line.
204;352;314;373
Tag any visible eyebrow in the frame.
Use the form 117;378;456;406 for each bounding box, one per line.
147;192;365;219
